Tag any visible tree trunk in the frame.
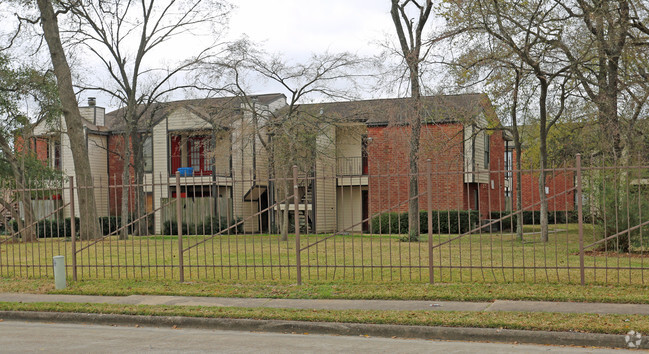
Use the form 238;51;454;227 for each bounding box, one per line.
510;69;524;241
406;68;422;242
37;0;100;240
280;177;289;241
538;81;549;243
132;132;148;236
120;132;130;240
515;143;524;241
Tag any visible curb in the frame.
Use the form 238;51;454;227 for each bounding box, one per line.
0;311;644;349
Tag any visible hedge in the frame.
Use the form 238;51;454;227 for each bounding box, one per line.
98;215;154;235
370;210;480;234
489;210;583;230
10;217;80;238
163;216;243;236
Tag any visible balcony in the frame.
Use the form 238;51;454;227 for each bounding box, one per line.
337;157;368;186
169;134;231;178
337;156;368;176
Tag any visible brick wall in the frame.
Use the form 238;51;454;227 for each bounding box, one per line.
513;169;575;212
14;136;49;163
107;134;136;215
367;123;466;215
367;124;508;219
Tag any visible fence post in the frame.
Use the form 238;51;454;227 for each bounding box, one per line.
69;176;77;282
576;154;585;285
176;172;185;283
293;165;302;285
427;159;434;284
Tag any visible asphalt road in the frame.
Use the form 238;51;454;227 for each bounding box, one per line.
0;321;628;353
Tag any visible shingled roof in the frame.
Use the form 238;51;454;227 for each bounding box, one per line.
104;93;286;132
296;93;492;126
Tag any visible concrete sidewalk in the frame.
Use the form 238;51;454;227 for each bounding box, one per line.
1;293;648;349
1;293;648;316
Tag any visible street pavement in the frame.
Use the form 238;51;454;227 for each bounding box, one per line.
0;320;630;353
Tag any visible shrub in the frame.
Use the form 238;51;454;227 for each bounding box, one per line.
11;217;80;238
371;210;480;235
99;216;122;235
162;216;243;236
489;210;586;231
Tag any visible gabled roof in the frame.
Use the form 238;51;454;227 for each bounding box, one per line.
104;93;286;132
296;93;494;126
31;114;109;136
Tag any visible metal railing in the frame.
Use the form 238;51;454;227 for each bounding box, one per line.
1;154;648;285
337;157;368;176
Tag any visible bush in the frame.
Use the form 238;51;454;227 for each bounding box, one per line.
99;216;122;235
371;210;480;235
163;216;243;236
11;217;80;238
489;210;585;231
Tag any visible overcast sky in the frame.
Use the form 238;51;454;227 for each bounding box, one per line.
1;1;414;112
228;1;392;57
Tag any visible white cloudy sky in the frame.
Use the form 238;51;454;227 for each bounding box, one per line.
2;1;440;111
228;1;392;56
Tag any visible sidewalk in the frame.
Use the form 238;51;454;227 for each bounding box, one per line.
0;292;647;349
1;292;648;316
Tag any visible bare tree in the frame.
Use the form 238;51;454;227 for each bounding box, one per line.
388;0;434;242
63;0;231;238
553;0;649;161
200;40;364;240
36;0;101;240
445;0;576;242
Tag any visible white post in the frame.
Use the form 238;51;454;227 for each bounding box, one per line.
53;255;66;289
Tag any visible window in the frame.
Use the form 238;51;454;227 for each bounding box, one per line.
143;135;153;173
484;133;490;169
504;150;512;178
170;134;212;176
53;140;61;170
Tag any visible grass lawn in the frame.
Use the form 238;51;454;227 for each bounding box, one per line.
0;301;647;336
1;223;647;285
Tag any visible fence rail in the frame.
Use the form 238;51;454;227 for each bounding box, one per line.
1;154;648;285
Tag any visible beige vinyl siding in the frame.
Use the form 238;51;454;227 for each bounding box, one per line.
166;107;212;131
315;124;337;233
336;125;364;158
88;134;109;217
213;130;232;176
60;129;74;218
463;113;489;184
335;124;365;176
79;106;106;126
60;131;109;218
336;186;362;233
152;122;167;233
231;109;256;232
153;108;216;233
32;116;62;136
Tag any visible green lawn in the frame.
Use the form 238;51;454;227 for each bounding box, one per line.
1;301;647;335
1;223;647;285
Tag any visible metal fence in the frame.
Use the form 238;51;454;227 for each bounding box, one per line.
1;154;648;285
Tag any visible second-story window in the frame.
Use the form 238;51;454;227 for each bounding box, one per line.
53;140;61;170
484;133;490;169
143;135;152;173
170;134;212;176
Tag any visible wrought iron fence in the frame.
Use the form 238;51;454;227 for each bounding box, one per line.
1;154;648;285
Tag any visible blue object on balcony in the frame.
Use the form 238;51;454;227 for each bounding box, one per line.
178;167;194;176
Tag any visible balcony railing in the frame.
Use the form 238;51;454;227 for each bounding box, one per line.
337;157;368;176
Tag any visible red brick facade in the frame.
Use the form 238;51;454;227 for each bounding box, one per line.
367;123;508;218
107;134;136;215
513;170;575;212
